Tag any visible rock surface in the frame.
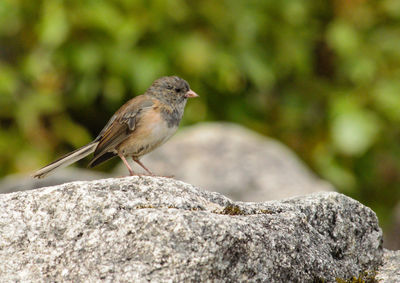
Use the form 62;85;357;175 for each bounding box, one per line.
376;250;400;282
0;177;383;282
115;122;334;201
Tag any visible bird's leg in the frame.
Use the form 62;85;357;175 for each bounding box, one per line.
132;158;154;176
118;153;135;176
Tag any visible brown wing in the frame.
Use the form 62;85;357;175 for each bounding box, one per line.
89;95;155;165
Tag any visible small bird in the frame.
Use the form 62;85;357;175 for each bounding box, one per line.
33;76;198;178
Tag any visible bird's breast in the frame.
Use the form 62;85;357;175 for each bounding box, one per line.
118;109;178;157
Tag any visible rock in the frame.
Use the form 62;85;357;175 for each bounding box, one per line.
0;177;383;282
376;250;400;282
0;168;109;194
115;122;334;201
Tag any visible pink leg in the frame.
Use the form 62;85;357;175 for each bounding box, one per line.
118;153;135;176
132;158;154;175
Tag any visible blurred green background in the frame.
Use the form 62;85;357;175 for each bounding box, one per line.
1;0;400;230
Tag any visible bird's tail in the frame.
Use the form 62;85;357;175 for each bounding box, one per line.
33;141;98;179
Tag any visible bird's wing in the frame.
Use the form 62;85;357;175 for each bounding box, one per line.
92;95;155;159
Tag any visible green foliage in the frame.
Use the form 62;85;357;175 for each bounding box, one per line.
1;0;399;227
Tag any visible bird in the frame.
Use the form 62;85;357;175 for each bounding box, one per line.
33;76;199;179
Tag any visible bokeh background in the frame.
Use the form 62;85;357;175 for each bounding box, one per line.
1;0;400;234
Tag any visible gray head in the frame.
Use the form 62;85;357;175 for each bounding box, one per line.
146;76;198;106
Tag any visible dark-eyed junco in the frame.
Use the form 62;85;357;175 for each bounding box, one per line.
33;76;198;178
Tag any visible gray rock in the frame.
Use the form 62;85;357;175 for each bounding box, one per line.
376;250;400;282
115;122;334;201
0;177;383;282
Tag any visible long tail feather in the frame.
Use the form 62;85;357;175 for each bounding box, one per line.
33;142;98;179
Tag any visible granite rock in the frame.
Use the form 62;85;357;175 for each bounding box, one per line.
376;250;400;282
0;177;383;282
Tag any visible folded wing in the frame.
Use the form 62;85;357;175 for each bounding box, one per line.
88;95;155;167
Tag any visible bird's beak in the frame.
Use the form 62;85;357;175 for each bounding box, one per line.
184;89;199;98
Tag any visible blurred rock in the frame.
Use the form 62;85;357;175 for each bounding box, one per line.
115;122;334;201
376;250;400;282
0;168;109;194
0;177;383;282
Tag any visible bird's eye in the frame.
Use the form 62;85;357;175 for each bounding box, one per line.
175;88;182;93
